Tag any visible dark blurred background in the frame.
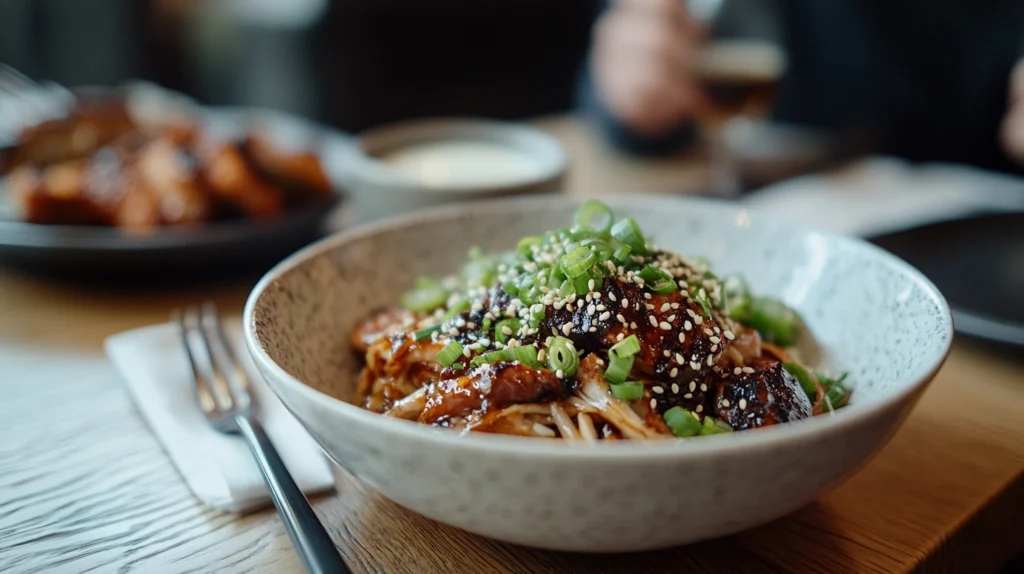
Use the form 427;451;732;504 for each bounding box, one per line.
0;0;599;132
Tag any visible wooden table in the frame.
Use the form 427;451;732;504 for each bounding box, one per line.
2;116;1022;574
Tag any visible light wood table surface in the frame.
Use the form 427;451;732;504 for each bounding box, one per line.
2;115;1022;574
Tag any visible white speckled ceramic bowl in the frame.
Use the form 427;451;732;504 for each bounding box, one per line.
243;195;953;552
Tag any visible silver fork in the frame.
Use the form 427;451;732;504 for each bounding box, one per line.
176;303;351;574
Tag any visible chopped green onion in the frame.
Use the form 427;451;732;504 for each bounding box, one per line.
749;297;800;347
611;217;647;254
501;278;520;297
512;344;542;368
580;238;615;262
783;362;817;401
610;381;644;400
517;235;543;257
546;336;580;377
436;340;464;367
401;280;448;312
462;257;496;288
439;298;470;323
610;334;642;358
639;266;677;295
470;348;515;368
561;245;597;278
603;352;634;384
663;407;701;438
692;285;713;317
558;279;574;298
528;305;546;329
818;371;850;409
494;318;522;344
699;417;733;435
412;324;441;341
573;200;614;235
451;362;465;370
613;244;632;263
723;275;751;321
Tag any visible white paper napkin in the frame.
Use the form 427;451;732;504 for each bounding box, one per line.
105;321;335;513
743;156;1024;236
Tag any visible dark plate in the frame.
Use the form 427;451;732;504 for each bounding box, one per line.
0;194;343;282
0;92;353;283
869;212;1024;348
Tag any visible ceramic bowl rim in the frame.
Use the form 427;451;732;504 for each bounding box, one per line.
243;194;953;461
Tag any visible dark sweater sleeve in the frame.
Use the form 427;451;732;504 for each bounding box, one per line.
575;66;700;157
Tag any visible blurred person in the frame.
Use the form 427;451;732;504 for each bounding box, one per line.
582;0;1024;176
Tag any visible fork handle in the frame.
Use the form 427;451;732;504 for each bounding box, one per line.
236;416;352;574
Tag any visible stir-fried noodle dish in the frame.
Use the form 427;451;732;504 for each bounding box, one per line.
352;201;850;440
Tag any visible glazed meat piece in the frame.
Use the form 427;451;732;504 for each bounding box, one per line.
242;133;331;202
135;138;213;225
418;362;569;427
1;97;136;175
713;357;812;429
6;162;113;225
201;140;286;219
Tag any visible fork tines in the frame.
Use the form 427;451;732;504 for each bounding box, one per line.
176;303;254;421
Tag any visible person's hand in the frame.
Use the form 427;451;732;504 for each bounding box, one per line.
1000;58;1024;162
590;0;707;136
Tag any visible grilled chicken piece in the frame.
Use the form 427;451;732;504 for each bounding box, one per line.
1;98;137;175
135;138;212;225
242;133;331;203
713;357;812;429
418;362;569;427
201;140;286;219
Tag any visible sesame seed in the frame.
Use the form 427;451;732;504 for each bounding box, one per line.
710;336;721;344
671;382;680;392
689;381;696;392
585;293;593;303
734;367;742;375
724;330;736;340
696;404;704;413
706;355;714;366
686;309;698;319
653;386;664;394
507;338;519;347
666;314;676;322
596;304;606;311
566;304;575;312
722;399;731;408
537;349;546;362
660;303;671;312
703;328;714;336
616;314;626;323
588;326;597;332
690;361;701;370
599;311;611;321
463;346;472;358
643;293;652;300
739;398;747;410
675;352;685;364
684;393;693;399
630;322;638;329
616;333;625;341
501;325;513;336
671;303;680;309
649;316;658;327
678;333;686;344
650;398;658;409
587;304;596;315
448;328;459;336
556;369;565;379
645;303;655;310
621;299;628;308
684;320;693;331
609;293;617;301
742;367;755;374
694;316;704;325
553;301;565;310
593;293;602;300
562;322;574;336
588;279;596;291
663;349;671;357
711;344;719;352
670;369;679;379
659;321;672;331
